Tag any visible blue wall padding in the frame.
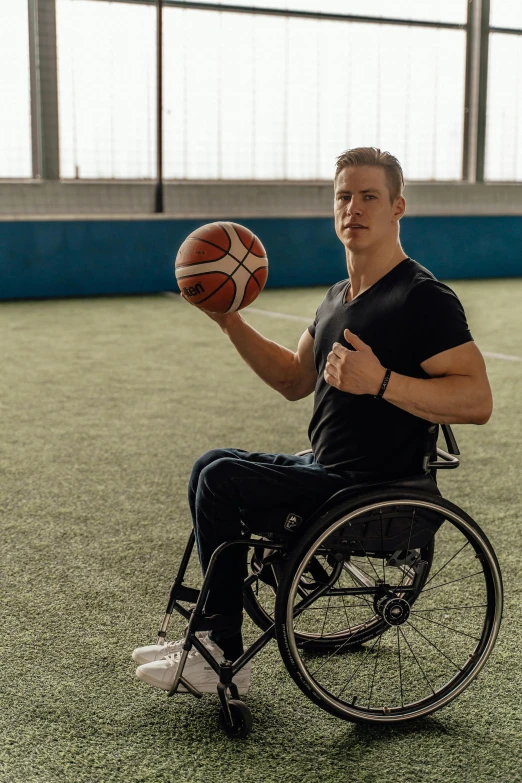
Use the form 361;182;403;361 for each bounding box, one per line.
0;216;521;300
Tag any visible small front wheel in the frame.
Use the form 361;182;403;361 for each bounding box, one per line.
219;700;253;739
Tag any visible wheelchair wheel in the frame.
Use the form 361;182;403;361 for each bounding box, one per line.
274;489;503;723
243;533;434;652
218;700;253;739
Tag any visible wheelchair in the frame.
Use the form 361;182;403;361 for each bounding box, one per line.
152;424;503;738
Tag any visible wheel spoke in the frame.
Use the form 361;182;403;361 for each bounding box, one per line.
397;627;404;708
405;619;462;671
423;541;470;587
410;604;487;612
336;633;382;699
367;633;382;708
398;627;435;695
409;612;482;641
320;593;332;638
341;596;354;636
421;570;484;593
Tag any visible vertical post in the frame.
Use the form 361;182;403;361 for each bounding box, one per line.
155;0;164;213
462;0;490;182
475;0;490;182
27;0;60;180
28;0;42;178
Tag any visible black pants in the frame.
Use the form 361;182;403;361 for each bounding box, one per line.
188;448;358;659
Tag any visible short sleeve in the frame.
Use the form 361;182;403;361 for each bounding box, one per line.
308;307;320;338
407;280;473;365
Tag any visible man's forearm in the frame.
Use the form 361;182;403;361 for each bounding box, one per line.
382;372;492;425
219;312;298;396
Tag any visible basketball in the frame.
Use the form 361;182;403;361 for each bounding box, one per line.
175;222;269;313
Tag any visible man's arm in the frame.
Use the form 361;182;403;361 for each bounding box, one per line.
325;329;493;425
207;310;318;401
383;341;493;425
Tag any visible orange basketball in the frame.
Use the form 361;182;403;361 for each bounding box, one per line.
175;222;269;313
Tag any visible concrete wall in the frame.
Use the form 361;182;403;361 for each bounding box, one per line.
2;180;522;217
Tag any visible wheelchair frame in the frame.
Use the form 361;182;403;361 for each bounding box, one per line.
149;424;503;738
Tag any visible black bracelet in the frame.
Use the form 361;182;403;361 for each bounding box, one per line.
374;368;391;399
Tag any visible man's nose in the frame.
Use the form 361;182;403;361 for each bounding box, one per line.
347;200;363;215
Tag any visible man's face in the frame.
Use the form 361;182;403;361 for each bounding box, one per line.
334;165;405;253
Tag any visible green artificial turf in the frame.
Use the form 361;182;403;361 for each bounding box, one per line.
1;280;521;783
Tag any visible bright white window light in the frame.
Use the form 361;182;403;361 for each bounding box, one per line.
0;0;31;178
485;33;522;181
490;0;522;29
56;0;156;179
163;9;466;180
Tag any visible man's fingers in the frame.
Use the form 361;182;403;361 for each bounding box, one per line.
324;367;337;387
332;341;349;358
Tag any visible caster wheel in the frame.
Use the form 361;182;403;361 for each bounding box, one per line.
219;700;253;739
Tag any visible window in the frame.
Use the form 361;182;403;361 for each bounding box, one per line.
56;0;156;179
485;33;522;181
163;8;466;180
490;0;522;30
0;0;32;178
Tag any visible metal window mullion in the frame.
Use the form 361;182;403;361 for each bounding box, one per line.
28;0;43;178
27;0;60;180
476;0;491;182
87;0;466;31
462;0;490;182
154;0;164;212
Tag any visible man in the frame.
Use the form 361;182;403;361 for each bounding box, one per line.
133;147;493;695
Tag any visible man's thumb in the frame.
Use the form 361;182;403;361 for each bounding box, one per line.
344;328;367;350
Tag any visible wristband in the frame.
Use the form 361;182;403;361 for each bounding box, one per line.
374;368;391;399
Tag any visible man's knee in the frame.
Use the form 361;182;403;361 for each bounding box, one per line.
198;456;241;496
190;449;236;488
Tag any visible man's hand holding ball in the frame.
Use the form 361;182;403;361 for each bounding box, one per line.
324;329;387;397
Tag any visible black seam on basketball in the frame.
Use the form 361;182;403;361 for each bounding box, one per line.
236;266;266;310
177;269;230;280
234;236;258;282
194;274;236;308
181;236;245;267
250;266;266;290
177;237;229;265
230;223;266;258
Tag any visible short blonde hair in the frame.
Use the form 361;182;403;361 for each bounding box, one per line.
335;147;404;203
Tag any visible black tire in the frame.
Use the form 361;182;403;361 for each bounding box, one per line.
218;700;253;739
275;489;503;724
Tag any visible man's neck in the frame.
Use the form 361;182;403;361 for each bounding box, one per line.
346;243;407;301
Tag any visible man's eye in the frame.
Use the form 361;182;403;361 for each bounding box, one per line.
365;195;376;200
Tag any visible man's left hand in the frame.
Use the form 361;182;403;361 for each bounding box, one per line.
324;329;385;395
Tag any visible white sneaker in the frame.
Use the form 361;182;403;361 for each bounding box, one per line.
132;632;211;666
135;641;252;695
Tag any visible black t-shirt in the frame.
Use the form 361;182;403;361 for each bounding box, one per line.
308;258;473;478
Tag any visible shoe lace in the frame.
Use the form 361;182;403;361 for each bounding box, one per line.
164;636;218;666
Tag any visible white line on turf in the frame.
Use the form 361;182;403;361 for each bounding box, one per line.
165;295;521;363
247;307;311;323
247;308;522;363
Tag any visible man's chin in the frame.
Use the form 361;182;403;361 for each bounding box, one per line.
344;235;371;251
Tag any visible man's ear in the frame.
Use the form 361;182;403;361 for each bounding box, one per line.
393;196;406;221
